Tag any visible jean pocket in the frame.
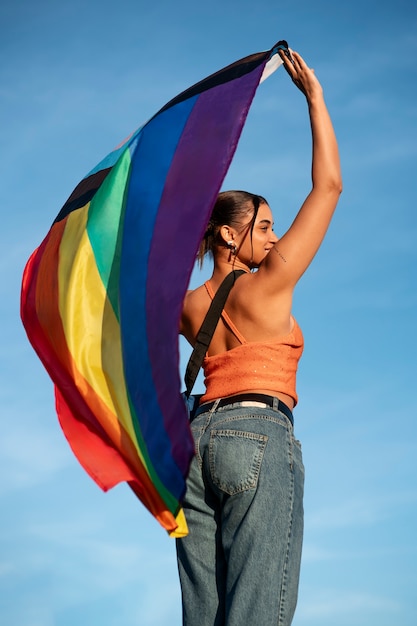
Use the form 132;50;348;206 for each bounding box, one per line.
209;429;268;495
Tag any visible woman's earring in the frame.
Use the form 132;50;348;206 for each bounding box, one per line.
227;241;237;255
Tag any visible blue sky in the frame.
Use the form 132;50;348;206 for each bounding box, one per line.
1;0;417;625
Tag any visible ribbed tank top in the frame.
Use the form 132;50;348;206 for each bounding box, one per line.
200;281;304;405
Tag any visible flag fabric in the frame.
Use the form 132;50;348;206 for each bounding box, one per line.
20;41;287;537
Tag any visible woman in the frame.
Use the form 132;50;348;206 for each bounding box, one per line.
176;49;342;626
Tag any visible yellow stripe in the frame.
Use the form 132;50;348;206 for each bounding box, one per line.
168;508;189;538
58;205;148;466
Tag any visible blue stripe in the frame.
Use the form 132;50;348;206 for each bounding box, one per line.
86;125;144;177
119;95;198;501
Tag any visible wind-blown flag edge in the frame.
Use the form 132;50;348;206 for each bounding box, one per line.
20;41;288;537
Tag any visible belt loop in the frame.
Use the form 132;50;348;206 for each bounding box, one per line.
210;398;221;414
272;396;279;411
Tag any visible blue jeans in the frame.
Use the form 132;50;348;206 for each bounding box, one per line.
176;398;304;626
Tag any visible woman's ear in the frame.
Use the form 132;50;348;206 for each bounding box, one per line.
219;225;234;245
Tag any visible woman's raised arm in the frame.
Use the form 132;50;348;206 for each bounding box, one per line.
259;50;342;292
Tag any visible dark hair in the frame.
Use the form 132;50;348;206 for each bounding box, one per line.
198;190;268;267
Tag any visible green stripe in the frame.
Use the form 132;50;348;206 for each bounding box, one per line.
86;149;132;319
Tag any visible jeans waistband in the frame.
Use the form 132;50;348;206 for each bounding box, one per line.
195;393;294;426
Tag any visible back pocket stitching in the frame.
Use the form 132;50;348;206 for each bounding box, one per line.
209;429;268;495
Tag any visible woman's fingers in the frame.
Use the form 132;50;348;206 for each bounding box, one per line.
278;48;321;98
279;48;297;80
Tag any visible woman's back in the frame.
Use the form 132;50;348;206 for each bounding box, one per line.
182;273;294;354
182;273;301;409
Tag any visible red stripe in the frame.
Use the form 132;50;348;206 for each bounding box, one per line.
56;388;179;533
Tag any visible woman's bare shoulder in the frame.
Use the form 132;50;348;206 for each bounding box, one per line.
180;284;210;338
183;283;209;307
229;272;294;338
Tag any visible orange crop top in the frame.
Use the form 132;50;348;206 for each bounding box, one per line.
200;281;304;406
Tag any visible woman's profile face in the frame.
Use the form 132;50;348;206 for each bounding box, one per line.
236;203;278;268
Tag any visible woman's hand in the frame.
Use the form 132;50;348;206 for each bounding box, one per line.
279;49;323;102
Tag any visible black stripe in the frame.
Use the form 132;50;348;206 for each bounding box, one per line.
53;167;112;223
157;41;288;116
157;50;269;116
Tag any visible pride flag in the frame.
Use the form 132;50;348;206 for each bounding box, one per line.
20;41;287;536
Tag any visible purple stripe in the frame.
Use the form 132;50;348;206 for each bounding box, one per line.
145;63;266;472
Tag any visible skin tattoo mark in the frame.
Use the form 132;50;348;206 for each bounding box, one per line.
273;247;287;262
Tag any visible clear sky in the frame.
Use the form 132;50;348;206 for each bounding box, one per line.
1;1;417;625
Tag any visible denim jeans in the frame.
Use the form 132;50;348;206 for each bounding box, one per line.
176;398;304;626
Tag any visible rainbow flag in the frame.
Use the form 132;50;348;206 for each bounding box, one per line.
20;41;287;537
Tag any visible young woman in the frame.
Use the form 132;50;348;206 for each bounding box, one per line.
176;49;342;626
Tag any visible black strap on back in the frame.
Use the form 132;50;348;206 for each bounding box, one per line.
184;269;245;397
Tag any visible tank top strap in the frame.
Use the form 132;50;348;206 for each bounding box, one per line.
204;281;247;345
